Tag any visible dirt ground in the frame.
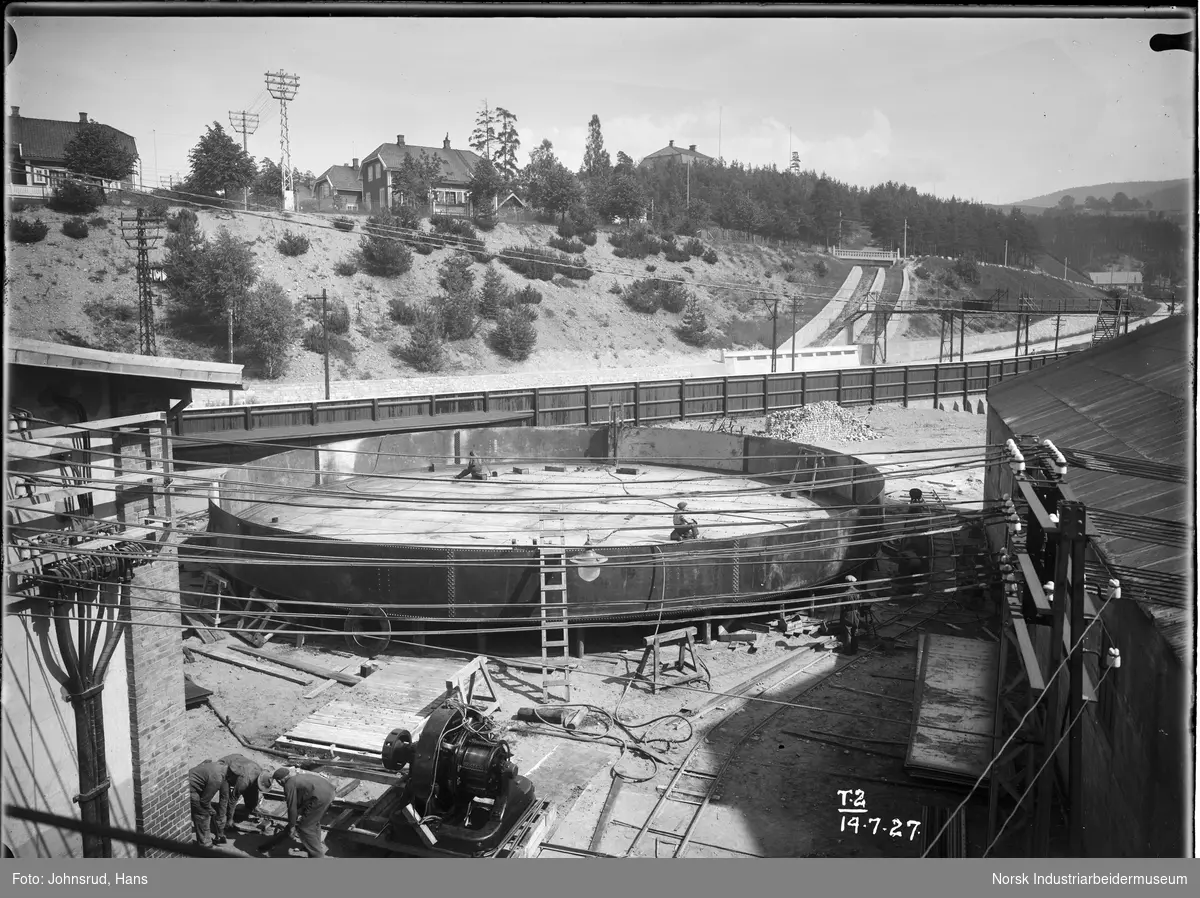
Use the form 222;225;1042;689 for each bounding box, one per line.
178;400;1002;858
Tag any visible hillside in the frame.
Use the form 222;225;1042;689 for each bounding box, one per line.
1005;178;1189;210
5;202;859;388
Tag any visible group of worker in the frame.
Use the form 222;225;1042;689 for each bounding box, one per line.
188;755;336;858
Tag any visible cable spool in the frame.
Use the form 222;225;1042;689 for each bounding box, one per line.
344;604;392;657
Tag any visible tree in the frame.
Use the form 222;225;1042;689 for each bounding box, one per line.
494;107;521;183
63;121;137;182
478;264;511;319
581;114;612;182
616;150;634;168
239;280;300;379
438;252;476;297
491;306;537;361
531;163;583;222
391;150;446;208
724;192;764;237
470;101;497;159
1110;191;1132;212
599;170;645;225
164;225;258;335
1057;194;1076;211
250;157;283;207
677;296;711;347
184;122;257;199
467;157;504;211
359;221;414;277
399;313;446;372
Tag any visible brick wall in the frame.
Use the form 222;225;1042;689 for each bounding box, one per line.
124;537;190;856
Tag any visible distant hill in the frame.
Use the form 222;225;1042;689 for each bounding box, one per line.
1003;179;1189;211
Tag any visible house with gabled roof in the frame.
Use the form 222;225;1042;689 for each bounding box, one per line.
638;140;714;170
7;107;140;196
313;158;364;211
359;133;482;216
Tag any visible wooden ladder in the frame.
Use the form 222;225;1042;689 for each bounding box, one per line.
1091;296;1125;345
538;518;572;703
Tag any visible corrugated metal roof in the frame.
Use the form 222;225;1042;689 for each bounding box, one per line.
361;142;481;186
314;164;362;193
9;115;138;163
989;319;1194;659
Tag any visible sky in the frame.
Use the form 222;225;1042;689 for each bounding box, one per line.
5;8;1195;205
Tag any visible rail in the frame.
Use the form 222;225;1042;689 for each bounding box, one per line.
176;352;1073;436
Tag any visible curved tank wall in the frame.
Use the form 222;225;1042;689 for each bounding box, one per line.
207;425;887;623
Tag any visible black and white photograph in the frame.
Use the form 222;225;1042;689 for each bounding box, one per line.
3;3;1195;890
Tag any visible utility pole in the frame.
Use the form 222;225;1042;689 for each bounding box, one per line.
903;218;908;259
1004;239;1008;268
119;209;164;356
321;288;331;400
718;106;722;164
686;158;691;209
790;294;797;372
1062;500;1088;858
1063;256;1068;280
227;308;235;406
265;69;300;211
229;110;260;210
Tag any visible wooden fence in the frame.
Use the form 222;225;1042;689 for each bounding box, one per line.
177;353;1071;437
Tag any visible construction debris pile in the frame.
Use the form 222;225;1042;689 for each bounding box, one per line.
766;403;880;444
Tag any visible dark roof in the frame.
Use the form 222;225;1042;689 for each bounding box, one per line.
988;318;1194;658
361;142;481;186
9;115;139;164
315;164;363;193
7;337;243;389
640;143;714;165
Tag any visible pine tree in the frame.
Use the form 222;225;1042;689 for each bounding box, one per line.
677;297;711;347
470;101;497;159
494;107;521;183
478;264;511;320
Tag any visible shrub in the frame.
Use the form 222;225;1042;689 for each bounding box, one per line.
166;208;198;233
579;230;597;246
438;252;476;297
702;248;718;265
953;257;980;285
435;289;479;341
549;234;586;254
389;203;422;230
83;295;138;352
11;199;38;213
10;217;50;244
48;180;103;214
645;264;657;272
780;258;795;272
473;210;498;232
388;297;421;325
61;217;89;239
514;285;542;305
397;313;445;372
500;244;592;281
239;281;301;379
609;225;663;260
163;226;259;337
332;216;356;232
664;247;690;263
658;281;690;314
812;258;828;277
277;229;311;256
88;216;110;229
359;227;413;277
914;265;931;279
677;297;711;347
608;283;623;295
334;258;358;276
491;306;538;361
304;295;352;335
415;242;436;255
621;278;692;315
621;280;661;314
478;265;511;320
684;237;705;257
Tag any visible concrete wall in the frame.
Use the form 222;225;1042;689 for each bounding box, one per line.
721;345;862;376
984;410;1189;857
2;594;138;858
782;266;863;352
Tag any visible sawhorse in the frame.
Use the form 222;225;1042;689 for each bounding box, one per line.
634;626;704;695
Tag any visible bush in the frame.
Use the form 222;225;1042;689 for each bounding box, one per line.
163;226;259;337
83;295;138;352
478;265;511;320
334;258;358;276
658;281;690;314
609;225;663;260
302;295;352;335
491;306;538;361
239;281;300;379
473;211;498;232
277;230;311;256
396;314;445;372
702;248;718;265
684;237;705;257
415;242;436;255
359;227;413;277
388;297;421;325
780;258;795;272
549;234;586;254
514;285;542;305
166;208;198;233
621;278;692;315
10;217;50;244
954;257;980;285
435;289;479;341
677;297;711;347
579;230;597;246
88;216;110;229
608;283;623;295
645;264;657;272
438;252;476;297
332;216;356;232
11;199;38;213
914;265;931;279
500;244;593;281
48;180;103;214
61;217;89;239
389;203;422;230
812;259;828;277
664;247;690;263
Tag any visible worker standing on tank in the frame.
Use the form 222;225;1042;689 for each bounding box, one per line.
219;754;272;832
671;501;699;541
188;758;231;847
257;768;336;858
455;450;487;481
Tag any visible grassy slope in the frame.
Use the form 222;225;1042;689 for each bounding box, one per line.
5;203;856;387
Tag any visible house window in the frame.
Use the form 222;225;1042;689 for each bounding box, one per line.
31;167;49;185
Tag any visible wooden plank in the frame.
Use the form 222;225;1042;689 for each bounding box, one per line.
1015;553;1053;614
303;679;337;700
188;646;311;685
304;765;404;786
225;644;362;686
1015;479;1059;534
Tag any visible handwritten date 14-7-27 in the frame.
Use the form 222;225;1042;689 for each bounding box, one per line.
836;789;921;840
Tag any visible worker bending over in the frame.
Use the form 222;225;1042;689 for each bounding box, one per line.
455;450;488;481
671;501;699;541
219;754;272;832
188;758;231;847
257;768;336;858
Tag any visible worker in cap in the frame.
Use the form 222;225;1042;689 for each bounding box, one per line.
909;488;924;505
187;758;231;847
670;501;699;542
257;767;337;858
219;754;272;832
838;576;861;655
455;450;488;481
